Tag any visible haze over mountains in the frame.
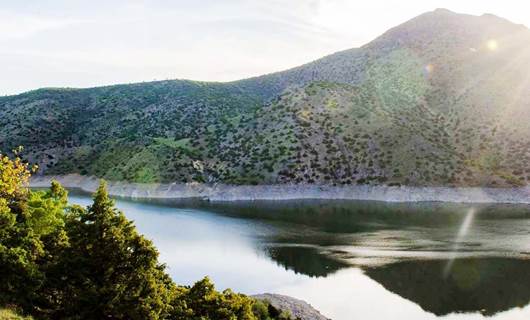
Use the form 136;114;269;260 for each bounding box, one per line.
1;9;529;187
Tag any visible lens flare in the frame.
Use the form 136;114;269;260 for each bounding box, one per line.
443;208;476;277
425;64;434;74
487;39;498;51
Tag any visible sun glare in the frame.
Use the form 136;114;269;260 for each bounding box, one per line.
487;39;499;51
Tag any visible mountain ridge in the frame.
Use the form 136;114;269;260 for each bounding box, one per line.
2;9;525;98
2;9;529;187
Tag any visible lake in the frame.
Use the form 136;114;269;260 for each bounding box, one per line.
69;192;530;320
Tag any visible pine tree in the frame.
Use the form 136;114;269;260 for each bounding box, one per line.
61;180;175;319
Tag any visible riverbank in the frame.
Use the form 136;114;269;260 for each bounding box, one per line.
30;174;530;204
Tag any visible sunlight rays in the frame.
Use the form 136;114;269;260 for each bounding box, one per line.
441;31;530;150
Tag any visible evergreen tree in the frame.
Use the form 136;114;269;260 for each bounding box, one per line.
61;180;175;319
0;153;292;320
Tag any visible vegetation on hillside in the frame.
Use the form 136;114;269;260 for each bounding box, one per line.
0;153;294;320
1;9;529;187
230;80;529;187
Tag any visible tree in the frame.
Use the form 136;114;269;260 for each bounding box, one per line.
27;181;67;236
0;152;292;320
30;182;72;316
0;152;65;313
171;277;292;320
172;276;255;320
61;180;176;319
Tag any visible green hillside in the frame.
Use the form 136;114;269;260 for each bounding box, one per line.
1;9;529;187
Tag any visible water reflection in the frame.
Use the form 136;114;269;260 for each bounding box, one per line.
264;246;349;277
68;191;530;319
200;200;530;264
365;258;530;316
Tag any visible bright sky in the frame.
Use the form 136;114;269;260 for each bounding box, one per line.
1;0;529;95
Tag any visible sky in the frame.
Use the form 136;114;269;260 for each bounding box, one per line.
1;0;530;95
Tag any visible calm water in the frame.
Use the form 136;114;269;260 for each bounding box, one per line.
69;193;530;320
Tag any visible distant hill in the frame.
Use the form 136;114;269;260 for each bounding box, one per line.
1;9;529;187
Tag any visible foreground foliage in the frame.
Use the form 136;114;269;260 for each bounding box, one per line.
0;153;292;319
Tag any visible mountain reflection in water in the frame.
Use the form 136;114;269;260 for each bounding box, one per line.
365;258;530;316
180;199;530;317
264;242;530;316
68;192;530;319
265;246;349;277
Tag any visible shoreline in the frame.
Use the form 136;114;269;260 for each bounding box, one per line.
30;174;530;204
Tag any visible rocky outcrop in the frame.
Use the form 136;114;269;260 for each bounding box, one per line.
252;294;329;320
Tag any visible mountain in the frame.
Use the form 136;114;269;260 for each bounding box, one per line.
1;9;529;187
